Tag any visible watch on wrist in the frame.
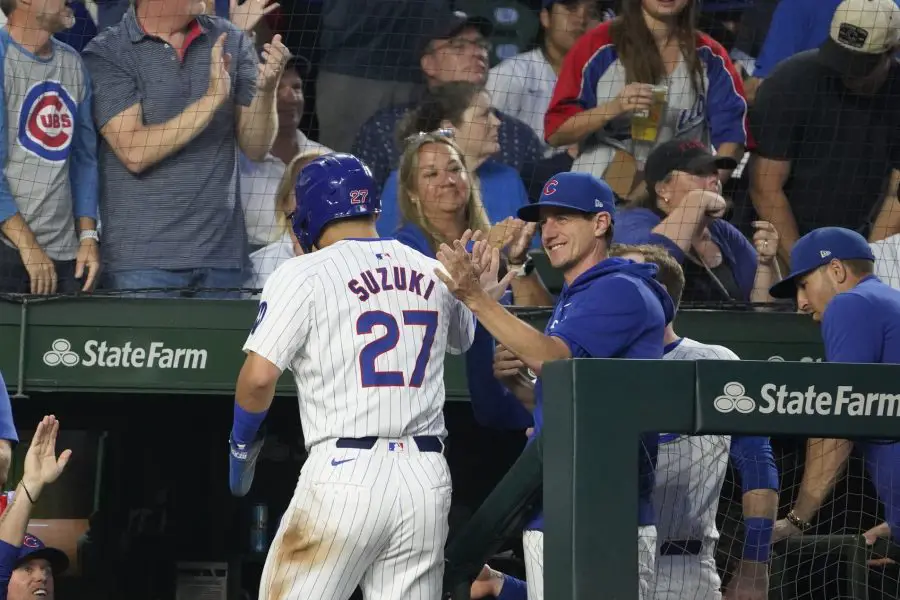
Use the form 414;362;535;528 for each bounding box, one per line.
513;255;535;278
79;229;99;243
786;510;812;532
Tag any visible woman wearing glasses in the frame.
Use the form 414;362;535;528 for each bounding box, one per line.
375;82;531;238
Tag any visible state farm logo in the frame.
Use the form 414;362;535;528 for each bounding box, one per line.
41;338;208;369
712;382;900;417
713;382;756;414
43;339;80;367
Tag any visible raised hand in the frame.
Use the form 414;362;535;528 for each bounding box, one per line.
208;33;233;107
434;232;486;306
505;220;537;266
22;416;72;499
257;34;289;92
471;239;516;301
752;220;779;265
229;0;280;33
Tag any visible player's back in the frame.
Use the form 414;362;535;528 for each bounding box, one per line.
657;337;738;543
254;239;474;449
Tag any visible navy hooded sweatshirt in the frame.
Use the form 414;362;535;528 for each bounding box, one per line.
523;256;675;532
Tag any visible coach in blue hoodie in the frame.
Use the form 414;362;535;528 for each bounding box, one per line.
435;171;675;600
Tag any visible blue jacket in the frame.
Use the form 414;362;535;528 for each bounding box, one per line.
526;257;676;531
821;275;900;539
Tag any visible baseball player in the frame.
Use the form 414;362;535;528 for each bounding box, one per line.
435;171;676;600
612;243;779;600
227;153;481;600
767;228;900;548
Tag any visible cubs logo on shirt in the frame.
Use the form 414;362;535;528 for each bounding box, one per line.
18;80;77;163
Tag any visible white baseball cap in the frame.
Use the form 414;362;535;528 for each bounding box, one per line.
818;0;900;76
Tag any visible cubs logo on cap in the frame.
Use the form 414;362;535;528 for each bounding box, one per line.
542;179;559;196
18;81;77;163
15;533;70;574
517;172;617;223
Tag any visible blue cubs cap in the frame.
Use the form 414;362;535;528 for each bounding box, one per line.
517;172;616;223
16;533;68;574
769;227;876;299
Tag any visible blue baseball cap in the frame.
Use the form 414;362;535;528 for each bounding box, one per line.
16;533;68;574
517;172;616;223
768;227;876;299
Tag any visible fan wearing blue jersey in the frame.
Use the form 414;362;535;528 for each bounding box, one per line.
768;228;900;548
435;171;675;600
613;243;778;600
0;0;99;295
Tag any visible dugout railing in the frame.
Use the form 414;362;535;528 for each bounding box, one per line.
541;358;900;600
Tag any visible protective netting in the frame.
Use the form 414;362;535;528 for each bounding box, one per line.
710;438;900;600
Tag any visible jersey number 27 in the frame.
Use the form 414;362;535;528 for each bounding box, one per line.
356;310;438;388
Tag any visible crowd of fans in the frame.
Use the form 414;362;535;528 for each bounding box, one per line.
0;0;897;304
0;1;899;598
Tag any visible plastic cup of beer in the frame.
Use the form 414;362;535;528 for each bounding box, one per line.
631;85;668;143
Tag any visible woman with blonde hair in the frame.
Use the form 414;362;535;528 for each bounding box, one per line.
376;82;530;237
392;130;552;300
244;148;330;294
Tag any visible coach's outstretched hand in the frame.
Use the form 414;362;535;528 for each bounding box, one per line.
472;239;516;301
434;232;486;305
435;230;518;304
724;560;768;600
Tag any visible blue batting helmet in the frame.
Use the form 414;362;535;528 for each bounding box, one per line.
292;153;381;252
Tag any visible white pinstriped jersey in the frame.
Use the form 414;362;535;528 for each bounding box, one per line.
656;337;739;545
243;239;475;450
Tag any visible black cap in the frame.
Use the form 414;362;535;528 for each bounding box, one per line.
418;11;494;57
644;139;737;196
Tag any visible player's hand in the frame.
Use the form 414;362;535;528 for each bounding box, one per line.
434;233;489;306
19;244;57;295
863;522;896;566
752;221;778;265
257;34;289;92
75;238;100;292
472;239;516;301
21;415;72;502
614;82;654;115
724;560;768;600
771;518;800;543
470;564;505;599
208;33;233;107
